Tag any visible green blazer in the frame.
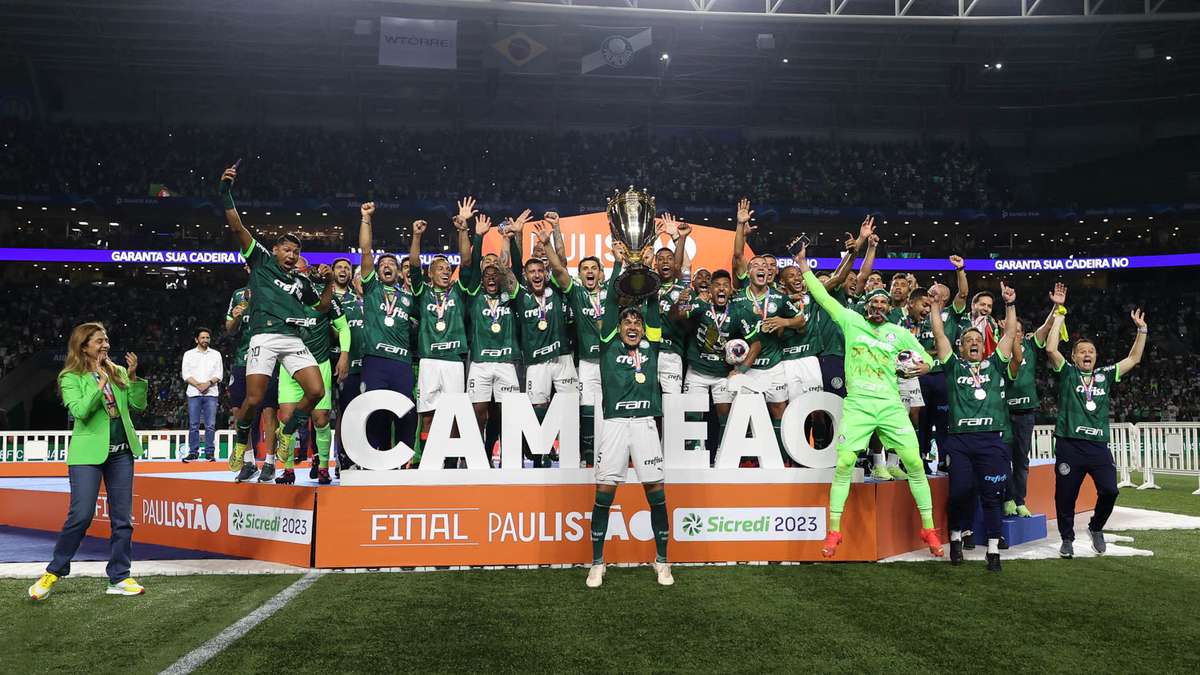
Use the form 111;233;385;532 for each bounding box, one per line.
60;367;148;465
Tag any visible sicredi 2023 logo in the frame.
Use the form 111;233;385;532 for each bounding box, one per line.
227;504;314;544
673;507;826;542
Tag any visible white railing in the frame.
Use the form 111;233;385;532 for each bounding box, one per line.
0;430;236;462
1030;422;1198;495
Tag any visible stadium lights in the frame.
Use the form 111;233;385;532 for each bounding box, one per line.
265;211;272;215
995;63;1003;70
108;222;119;227
781;58;789;64
41;206;47;210
1165;55;1173;61
661;53;670;61
15;205;20;210
78;221;88;226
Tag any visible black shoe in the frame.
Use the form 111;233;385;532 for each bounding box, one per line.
182;450;200;463
257;462;276;483
1060;540;1074;559
317;468;332;485
1089;529;1107;555
949;540;964;566
235;463;259;483
204;452;215;462
998;536;1009;550
986;553;1001;572
309;462;320;480
275;468;296;485
962;531;976;550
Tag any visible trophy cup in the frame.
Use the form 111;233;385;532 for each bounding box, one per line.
607;186;661;299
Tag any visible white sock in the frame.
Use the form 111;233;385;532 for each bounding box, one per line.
987;538;1000;554
243;449;255;462
873;451;886;469
266;453;275;465
950;530;962;542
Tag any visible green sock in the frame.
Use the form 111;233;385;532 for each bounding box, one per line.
828;450;857;533
897;446;934;529
316;422;332;469
647;488;669;563
591;491;615;564
236;420;252;445
581;405;595;464
772;417;786;464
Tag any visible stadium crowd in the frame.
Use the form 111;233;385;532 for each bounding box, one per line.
0;122;1007;208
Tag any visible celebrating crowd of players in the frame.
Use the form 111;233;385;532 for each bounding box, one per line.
215;165;1147;585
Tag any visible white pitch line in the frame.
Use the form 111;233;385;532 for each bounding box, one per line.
159;570;322;675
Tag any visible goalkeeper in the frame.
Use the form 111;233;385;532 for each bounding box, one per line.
794;244;943;558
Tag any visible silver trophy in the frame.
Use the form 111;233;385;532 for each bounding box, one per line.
607;186;661;299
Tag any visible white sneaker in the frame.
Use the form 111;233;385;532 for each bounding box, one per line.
105;578;145;596
653;561;674;586
585;564;605;588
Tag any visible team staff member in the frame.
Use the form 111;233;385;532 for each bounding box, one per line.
930;283;1021;572
408;199;475;459
219;166;334;468
358;201;418;456
29;323;147;600
273;259;351;485
919;260;969;474
793;244;943;559
585;250;673;589
1004;282;1065;517
1044;306;1146;558
462;214;523;467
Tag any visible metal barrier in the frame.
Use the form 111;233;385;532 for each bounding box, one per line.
0;430;235;462
1137;422;1200;495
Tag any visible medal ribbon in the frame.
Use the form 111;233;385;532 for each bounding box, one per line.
382;287;397;319
536;290;548;324
485;295;500;325
95;372;118;418
434;289;448;321
629;348;643;379
968;362;985;394
1081;372;1095;408
748;287;769;324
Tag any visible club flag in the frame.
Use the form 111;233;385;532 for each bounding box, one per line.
149;183;172;198
580;26;655;76
486;25;554;73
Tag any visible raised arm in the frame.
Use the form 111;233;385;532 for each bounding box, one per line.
732;198;754;283
219;166;253;253
1044;312;1067;371
540;228;572;289
1115;309;1148;376
358;201;376;279
454;197;477;270
408;220;427;292
543;211;566;261
854;232;880;295
949;255;968;313
1035;282;1067;346
795;244;851;326
996;282;1018;360
928;296;954;362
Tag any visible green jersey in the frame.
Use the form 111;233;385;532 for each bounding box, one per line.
1052;362;1120;443
240;239;322;338
945;352;1013;435
295;287;347;364
815;286;849;358
560;280;610;361
360;270;415;362
598;289;662;419
226;287;252;367
458;256;521;364
513;284;570;365
653;279;689;356
804;270;932;402
682;299;735;377
409;263;469;361
781;295;822;361
728;286;799;370
1006;334;1044;411
334;289;366;373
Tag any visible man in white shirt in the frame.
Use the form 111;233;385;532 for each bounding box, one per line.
182;327;224;462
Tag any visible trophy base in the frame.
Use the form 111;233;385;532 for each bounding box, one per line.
616;268;662;300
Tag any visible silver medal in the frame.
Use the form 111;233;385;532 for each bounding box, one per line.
384;316;395;327
1085;400;1097;412
974;388;986;401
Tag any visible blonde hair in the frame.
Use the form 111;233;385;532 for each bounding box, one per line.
59;322;126;396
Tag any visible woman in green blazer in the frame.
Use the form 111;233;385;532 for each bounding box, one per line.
29;322;148;601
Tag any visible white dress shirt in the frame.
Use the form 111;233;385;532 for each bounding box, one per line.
182;347;224;397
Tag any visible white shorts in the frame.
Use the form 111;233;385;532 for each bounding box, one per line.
899;375;925;410
417;358;465;413
658;352;684;394
595;417;664;485
578;359;602;407
466;361;520;404
784;356;823;401
683;370;733;405
730;362;788;404
525;355;579;406
247;333;318;378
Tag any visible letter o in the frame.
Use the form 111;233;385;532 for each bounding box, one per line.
780;391;844;469
341;389;416;470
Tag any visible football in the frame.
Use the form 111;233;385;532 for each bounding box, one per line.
725;338;750;365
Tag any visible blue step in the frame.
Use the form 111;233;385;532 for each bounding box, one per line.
971;509;1047;547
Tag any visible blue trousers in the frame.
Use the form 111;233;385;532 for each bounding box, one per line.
1054;436;1119;541
945;431;1009;540
49;450;135;584
361;356;417;453
187;395;218;454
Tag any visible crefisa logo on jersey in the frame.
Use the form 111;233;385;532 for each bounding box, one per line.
141;497;222;532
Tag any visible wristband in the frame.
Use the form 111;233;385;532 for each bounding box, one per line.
1137;328;1148;334
1005;301;1015;307
1054;305;1068;316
